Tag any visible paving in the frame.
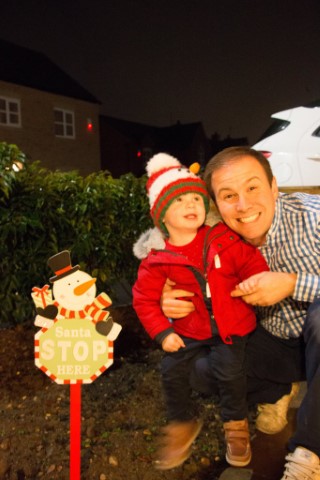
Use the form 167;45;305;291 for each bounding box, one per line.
217;382;307;480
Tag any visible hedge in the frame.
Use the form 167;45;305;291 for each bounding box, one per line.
0;142;152;326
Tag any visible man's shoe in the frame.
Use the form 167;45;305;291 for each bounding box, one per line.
281;447;320;480
154;418;203;470
223;418;252;467
256;383;300;434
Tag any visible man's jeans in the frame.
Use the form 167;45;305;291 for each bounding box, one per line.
192;299;320;456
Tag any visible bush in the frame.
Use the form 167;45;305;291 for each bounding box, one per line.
0;142;152;326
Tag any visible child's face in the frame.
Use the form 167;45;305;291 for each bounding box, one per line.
163;193;206;238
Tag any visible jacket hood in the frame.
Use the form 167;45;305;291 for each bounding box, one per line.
133;227;166;260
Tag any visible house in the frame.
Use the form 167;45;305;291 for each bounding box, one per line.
100;115;212;177
210;132;249;155
0;39;101;175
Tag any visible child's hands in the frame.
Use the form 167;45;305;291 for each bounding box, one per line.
162;333;186;352
234;276;259;295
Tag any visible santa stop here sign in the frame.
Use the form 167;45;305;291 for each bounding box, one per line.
35;318;113;384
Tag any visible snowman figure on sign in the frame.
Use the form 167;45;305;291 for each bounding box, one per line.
33;250;122;341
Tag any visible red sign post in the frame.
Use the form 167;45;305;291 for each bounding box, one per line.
35;318;116;478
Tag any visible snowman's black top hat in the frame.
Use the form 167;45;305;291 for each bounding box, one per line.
47;250;80;283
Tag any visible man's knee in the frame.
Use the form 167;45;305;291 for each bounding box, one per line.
307;298;320;319
304;298;320;341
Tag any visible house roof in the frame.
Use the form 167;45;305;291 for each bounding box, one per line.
155;122;204;151
0;38;100;104
101;116;156;141
101;115;204;150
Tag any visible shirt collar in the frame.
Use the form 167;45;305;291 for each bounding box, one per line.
265;194;283;243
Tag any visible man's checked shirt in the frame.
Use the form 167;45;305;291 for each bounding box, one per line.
257;192;320;339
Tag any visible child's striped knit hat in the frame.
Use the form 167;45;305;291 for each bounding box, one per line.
146;153;210;233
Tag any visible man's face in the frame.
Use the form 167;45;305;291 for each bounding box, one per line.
211;156;278;246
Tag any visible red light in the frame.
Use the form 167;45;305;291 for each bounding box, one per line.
137;150;142;157
87;118;93;132
260;150;272;159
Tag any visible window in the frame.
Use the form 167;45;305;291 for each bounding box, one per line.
312;126;320;138
0;96;21;127
257;119;290;142
54;108;75;138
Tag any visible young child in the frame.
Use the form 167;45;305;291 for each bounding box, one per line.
132;153;269;470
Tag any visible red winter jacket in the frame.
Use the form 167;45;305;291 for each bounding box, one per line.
132;222;269;344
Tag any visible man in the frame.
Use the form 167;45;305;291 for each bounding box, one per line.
162;146;320;479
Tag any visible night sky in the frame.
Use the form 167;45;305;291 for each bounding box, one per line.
1;0;320;143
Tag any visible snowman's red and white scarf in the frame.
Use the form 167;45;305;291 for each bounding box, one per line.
54;292;112;323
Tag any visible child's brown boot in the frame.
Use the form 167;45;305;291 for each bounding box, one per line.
155;418;203;470
223;418;251;467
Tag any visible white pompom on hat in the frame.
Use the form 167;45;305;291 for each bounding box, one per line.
145;153;210;233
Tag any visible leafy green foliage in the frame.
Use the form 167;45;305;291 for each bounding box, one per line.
0;142;151;326
0;142;27;201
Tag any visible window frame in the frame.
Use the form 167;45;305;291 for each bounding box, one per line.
54;108;75;139
0;96;21;127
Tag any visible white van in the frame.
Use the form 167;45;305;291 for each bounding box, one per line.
252;103;320;186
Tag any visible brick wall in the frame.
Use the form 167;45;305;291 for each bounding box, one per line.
0;80;101;175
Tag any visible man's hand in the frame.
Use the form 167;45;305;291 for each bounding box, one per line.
161;279;195;319
231;271;297;306
162;333;186;352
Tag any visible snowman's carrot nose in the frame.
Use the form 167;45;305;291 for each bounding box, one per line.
74;278;96;296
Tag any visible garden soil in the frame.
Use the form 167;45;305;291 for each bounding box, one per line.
0;306;256;480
